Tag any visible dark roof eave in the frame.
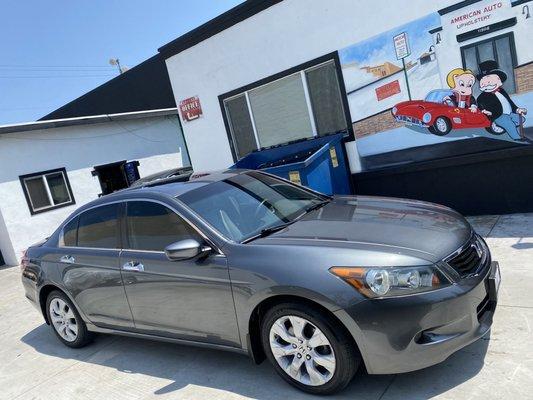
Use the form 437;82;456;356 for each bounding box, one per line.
0;108;179;135
438;0;483;16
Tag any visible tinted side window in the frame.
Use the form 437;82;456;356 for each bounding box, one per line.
78;204;120;249
61;217;79;247
126;201;200;252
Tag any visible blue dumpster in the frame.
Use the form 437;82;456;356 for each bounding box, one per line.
230;132;352;195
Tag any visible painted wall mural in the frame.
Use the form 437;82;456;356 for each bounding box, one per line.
339;0;532;171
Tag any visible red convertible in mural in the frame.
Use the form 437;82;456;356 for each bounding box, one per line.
392;89;505;136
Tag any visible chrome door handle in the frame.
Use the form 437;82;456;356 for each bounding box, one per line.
122;261;144;272
60;255;75;264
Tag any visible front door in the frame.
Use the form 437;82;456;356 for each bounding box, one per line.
461;33;517;96
119;200;240;347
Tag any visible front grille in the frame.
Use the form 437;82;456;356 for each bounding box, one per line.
395;115;425;126
446;236;484;277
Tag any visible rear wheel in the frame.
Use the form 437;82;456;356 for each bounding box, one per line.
261;302;360;395
428;116;452;136
46;291;92;348
485;121;506;135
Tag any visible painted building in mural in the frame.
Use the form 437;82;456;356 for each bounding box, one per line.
160;0;531;177
339;0;532;169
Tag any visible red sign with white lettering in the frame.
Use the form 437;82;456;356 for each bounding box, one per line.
179;96;203;122
375;80;401;101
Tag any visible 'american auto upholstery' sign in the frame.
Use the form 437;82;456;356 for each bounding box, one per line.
446;1;512;32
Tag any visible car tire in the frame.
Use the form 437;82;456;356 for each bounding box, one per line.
261;302;360;395
485;121;506;135
428;116;452;136
46;290;93;348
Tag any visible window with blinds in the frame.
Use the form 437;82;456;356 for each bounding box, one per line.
223;60;347;159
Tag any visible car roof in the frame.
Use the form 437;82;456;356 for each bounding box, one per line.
59;169;260;224
136;167;190;181
90;169;248;204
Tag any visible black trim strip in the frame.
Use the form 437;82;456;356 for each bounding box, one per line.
511;0;532;7
456;17;517;43
158;0;283;58
438;0;483;16
356;142;533;178
429;26;443;34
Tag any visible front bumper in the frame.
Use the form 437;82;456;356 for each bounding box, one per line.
394;114;429;127
334;261;499;374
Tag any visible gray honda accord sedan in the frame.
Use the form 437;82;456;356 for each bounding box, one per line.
21;169;500;394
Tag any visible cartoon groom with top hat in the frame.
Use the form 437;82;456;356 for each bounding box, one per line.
476;60;528;141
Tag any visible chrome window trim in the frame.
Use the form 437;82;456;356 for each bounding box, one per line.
59;198;224;256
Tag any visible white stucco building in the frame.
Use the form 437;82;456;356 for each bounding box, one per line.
0;109;188;265
1;0;532;264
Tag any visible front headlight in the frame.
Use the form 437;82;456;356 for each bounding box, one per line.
330;265;450;298
422;112;432;123
392;106;398;115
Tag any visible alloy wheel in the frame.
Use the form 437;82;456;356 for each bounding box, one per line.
269;315;336;386
436;117;448;133
49;298;78;342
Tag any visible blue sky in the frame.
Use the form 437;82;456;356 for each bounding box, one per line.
339;12;440;68
0;0;244;125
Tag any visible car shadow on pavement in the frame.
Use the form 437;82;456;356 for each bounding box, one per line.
21;325;490;399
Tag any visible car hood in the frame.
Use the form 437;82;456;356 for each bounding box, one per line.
395;100;442;114
256;196;472;262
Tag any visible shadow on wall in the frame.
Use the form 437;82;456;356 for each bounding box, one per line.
21;325;490;399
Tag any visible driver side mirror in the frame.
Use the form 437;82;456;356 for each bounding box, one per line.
164;239;212;261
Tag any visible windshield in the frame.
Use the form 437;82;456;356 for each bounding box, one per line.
178;171;327;242
424;89;453;103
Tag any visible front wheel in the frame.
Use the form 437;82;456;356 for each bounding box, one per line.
261;302;360;395
46;290;93;348
428;116;452;136
485;121;506;135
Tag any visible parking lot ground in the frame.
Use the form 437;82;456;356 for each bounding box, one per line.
1;213;532;400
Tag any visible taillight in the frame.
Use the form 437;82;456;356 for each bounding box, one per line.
20;249;29;272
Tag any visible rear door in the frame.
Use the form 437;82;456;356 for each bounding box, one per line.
119;200;240;347
58;203;134;329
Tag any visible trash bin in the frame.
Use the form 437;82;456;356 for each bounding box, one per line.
230;132;352;195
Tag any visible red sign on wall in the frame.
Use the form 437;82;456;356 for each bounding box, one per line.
375;80;401;101
179;96;203;122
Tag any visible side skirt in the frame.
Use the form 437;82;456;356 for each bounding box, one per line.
86;323;250;357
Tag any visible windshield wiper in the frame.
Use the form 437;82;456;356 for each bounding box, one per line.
242;222;293;243
242;199;331;244
304;199;330;214
259;222;293;237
